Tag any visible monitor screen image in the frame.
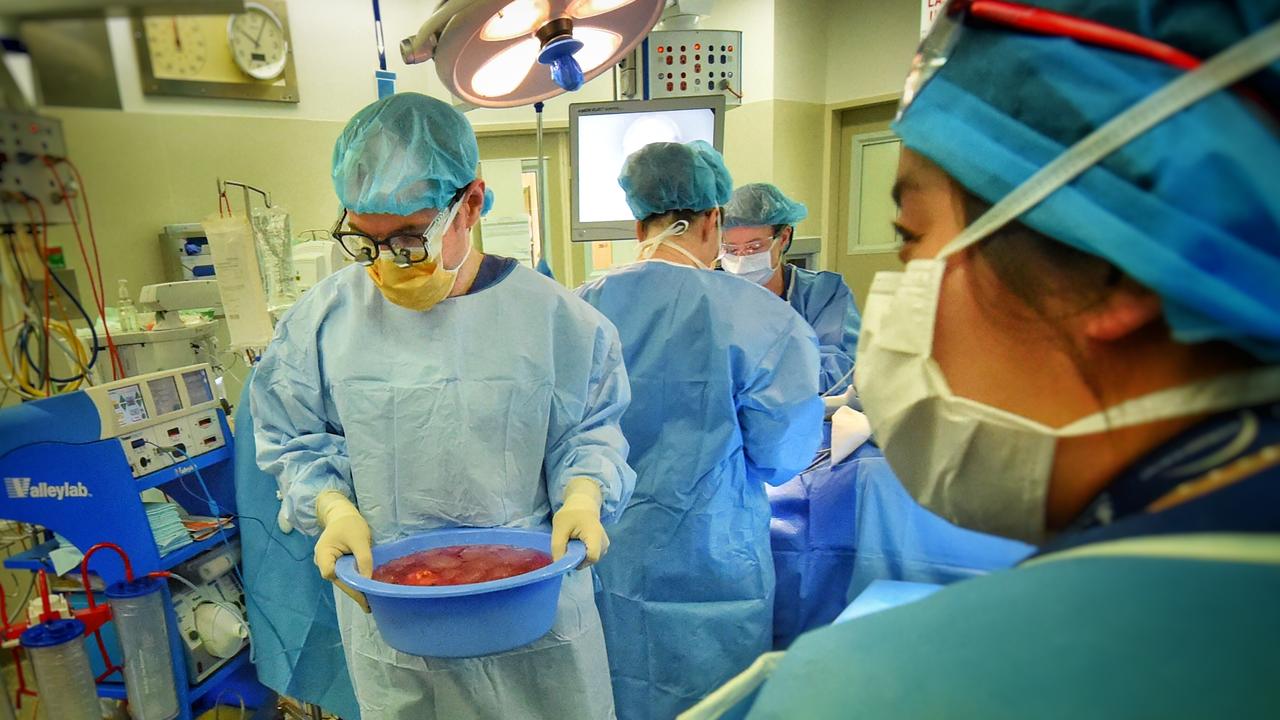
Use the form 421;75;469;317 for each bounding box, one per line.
182;369;214;405
148;376;183;415
576;107;718;225
108;385;149;426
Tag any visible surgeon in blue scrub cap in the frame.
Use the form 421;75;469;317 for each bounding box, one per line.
723;183;862;393
731;2;1280;718
251;93;634;720
577;141;823;719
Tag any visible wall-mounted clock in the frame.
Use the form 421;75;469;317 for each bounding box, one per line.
227;3;288;80
133;0;299;103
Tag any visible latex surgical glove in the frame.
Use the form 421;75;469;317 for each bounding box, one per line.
552;477;610;568
314;491;373;614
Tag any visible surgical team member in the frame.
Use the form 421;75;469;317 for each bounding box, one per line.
721;183;861;393
742;1;1280;717
577;141;824;720
251;93;635;720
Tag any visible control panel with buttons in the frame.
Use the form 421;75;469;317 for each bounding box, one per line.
80;365;228;478
0;110;72;224
645;30;743;106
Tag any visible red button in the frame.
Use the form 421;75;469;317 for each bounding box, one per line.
29;124;39;134
666;56;673;65
658;46;664;54
695;43;702;50
728;45;734;51
666;82;674;91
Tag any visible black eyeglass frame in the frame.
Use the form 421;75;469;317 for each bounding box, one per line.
329;185;472;267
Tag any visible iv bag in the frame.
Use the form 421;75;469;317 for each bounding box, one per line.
203;214;275;350
251;206;299;310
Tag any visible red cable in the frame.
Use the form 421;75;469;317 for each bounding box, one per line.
0;578;9;632
79;543;134;681
11;648;35;706
43;159;121;378
79;543;135;610
19;199;52;393
61;159;124;379
60;160;112;314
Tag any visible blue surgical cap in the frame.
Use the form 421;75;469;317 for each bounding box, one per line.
618;140;733;220
894;0;1280;361
333;93;485;216
723;183;808;229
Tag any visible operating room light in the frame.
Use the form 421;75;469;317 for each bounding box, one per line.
480;0;550;41
572;27;622;72
472;37;541;97
402;0;665;108
565;0;637;19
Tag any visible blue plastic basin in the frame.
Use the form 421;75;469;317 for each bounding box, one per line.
335;527;584;658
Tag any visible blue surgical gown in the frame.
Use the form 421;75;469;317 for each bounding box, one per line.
784;265;861;394
234;375;359;719
576;260;824;720
747;401;1280;720
251;262;635;720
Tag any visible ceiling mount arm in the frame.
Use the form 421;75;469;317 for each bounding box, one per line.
400;0;483;65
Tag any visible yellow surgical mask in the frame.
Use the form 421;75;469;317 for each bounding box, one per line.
365;201;469;312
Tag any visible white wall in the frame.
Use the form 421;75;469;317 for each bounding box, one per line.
823;0;919;105
771;0;827;104
713;0;774;103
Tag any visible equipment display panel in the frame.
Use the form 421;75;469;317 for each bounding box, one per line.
181;369;214;405
108;385;149;426
148;376;183;415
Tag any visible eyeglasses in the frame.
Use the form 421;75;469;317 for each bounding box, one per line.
899;0;1207;121
721;233;778;257
330;207;447;268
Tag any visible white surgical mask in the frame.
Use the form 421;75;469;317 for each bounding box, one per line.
721;242;777;285
856;21;1280;544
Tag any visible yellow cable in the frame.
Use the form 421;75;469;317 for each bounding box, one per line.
0;225;89;398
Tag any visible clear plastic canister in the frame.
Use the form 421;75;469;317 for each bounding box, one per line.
19;618;100;720
105;577;179;720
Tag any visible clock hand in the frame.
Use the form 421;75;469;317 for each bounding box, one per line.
254;15;267;46
237;27;257;45
171;18;182;51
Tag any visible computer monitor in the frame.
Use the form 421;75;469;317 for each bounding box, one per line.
569;95;726;243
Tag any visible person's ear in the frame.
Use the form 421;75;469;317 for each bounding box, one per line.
1082;278;1163;342
458;180;485;231
704;208;721;243
775;226;792;261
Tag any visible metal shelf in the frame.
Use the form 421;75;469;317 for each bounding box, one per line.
2;539;60;573
160;528;238;570
2;527;238;575
187;650;251;704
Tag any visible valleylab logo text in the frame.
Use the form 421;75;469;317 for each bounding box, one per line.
4;478;91;500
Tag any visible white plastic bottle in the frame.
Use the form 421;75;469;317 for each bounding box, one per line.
118;278;140;332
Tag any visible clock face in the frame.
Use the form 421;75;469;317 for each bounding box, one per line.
143;16;208;78
228;5;289;80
